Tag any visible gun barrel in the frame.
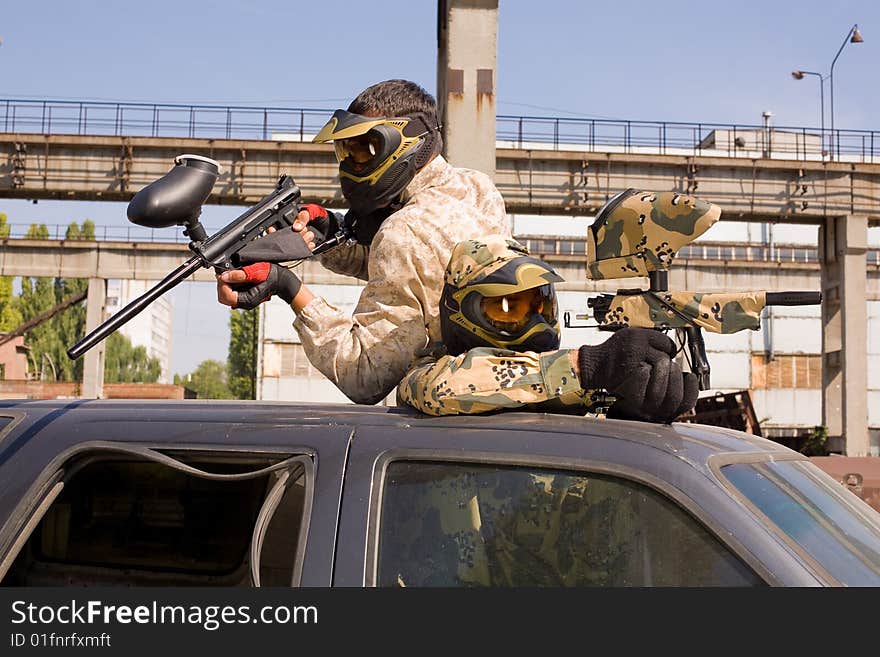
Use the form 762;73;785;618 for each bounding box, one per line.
67;256;203;360
765;291;822;306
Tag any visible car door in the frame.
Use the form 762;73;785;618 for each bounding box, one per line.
0;404;351;587
333;421;814;586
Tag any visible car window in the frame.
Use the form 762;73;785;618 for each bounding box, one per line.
376;461;762;587
721;461;880;586
1;453;310;587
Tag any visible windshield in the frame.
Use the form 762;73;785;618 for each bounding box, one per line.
721;460;880;586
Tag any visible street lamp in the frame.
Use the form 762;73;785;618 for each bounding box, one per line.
791;69;826;156
829;24;864;159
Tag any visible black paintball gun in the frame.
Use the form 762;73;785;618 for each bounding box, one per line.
563;189;822;390
67;154;352;360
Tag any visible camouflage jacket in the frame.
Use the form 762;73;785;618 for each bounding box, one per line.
293;156;510;405
397;347;604;416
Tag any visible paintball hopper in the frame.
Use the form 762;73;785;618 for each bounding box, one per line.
127;154;221;241
587;189;721;280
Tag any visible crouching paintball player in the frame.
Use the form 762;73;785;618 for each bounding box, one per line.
397;236;699;423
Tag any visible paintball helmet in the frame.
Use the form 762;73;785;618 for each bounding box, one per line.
313;109;441;215
587;189;721;280
441;236;564;356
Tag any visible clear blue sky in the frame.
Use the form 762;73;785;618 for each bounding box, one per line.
1;0;877;376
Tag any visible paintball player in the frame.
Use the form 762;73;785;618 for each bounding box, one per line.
215;79;511;404
397;236;700;422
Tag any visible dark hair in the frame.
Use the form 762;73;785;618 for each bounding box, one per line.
348;79;439;125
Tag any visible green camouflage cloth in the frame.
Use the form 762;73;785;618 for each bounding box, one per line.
587;190;721;280
397;347;605;416
599;291;766;334
444;236;535;287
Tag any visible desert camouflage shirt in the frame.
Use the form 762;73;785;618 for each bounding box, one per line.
397;347;605;416
293;155;510;404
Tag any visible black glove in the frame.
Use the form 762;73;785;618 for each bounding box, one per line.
233;262;302;310
577;327;699;423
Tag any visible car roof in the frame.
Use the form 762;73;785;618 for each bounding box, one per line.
0;398;797;472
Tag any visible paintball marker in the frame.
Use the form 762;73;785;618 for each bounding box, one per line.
67;154;352;360
564;189;822;390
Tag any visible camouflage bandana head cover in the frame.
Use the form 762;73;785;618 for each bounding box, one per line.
441;236;564;356
587;189;721;280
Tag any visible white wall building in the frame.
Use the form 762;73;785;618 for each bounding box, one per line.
104;279;173;383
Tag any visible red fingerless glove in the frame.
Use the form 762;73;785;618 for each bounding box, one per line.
300;204;328;221
242;262;271;283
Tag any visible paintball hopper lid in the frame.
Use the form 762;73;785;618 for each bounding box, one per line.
127;154;221;229
587;189;721;280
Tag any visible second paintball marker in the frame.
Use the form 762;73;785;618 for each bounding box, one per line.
564;188;822;390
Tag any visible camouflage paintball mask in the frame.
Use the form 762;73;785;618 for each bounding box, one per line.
441;236;565;356
587;189;721;280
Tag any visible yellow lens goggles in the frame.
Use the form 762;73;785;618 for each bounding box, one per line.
479;285;557;333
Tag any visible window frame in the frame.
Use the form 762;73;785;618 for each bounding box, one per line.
0;440;315;587
364;448;775;587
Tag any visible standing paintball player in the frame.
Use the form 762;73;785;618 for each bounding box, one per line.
216;79;511;404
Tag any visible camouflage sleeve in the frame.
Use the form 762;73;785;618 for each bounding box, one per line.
398;347;593;416
317;241;369;281
293;223;432;405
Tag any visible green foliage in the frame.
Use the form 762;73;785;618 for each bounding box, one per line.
103;332;162;383
175;360;232;399
228;308;257;400
801;425;829;457
25;223;49;239
65;220;95;240
0;214;23;332
13;220;161;383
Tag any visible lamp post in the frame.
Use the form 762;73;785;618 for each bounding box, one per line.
829;23;864;159
791;70;826;156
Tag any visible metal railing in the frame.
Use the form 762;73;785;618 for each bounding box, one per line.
2;98;878;162
496;115;879;162
6;224;879;266
1;99;330;142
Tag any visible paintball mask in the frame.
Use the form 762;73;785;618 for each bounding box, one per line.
587;189;721;281
441;236;564;356
313;109;441;215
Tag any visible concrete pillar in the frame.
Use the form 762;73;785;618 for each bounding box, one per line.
82;277;106;399
436;0;498;176
819;215;868;455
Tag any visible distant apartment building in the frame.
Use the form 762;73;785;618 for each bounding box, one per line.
104;280;173;383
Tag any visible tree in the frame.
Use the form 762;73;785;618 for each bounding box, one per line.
175;360;232;399
15;220;160;383
0;214;22;332
228;308;258;399
104;332;162;383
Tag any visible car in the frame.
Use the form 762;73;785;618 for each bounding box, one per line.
0;399;878;587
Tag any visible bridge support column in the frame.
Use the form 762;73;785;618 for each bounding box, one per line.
436;0;498;176
82;277;106;399
819;215;868;455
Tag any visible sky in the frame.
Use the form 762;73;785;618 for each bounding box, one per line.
1;0;878;377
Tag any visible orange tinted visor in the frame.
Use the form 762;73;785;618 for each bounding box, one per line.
479;285;557;333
